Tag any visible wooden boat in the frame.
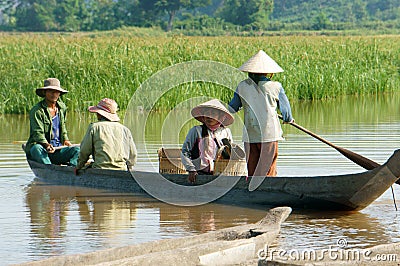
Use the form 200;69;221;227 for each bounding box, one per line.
26;149;400;211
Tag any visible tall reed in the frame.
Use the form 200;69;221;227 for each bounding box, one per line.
0;33;398;114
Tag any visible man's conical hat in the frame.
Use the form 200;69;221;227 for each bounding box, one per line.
239;50;284;73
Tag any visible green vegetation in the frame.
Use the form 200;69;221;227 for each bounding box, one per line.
0;0;398;34
0;33;398;114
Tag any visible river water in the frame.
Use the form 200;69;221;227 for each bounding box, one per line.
1;92;400;265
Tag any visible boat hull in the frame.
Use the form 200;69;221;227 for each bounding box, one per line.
27;149;400;211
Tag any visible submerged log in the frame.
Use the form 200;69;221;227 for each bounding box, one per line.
17;207;291;266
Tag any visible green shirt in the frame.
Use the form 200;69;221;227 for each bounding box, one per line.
77;121;137;171
25;99;69;155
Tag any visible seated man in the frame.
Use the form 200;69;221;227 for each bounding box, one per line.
76;98;137;171
181;99;234;183
24;78;80;166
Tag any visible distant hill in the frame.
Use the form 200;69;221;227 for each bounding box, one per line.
1;0;398;33
197;0;399;23
270;0;399;23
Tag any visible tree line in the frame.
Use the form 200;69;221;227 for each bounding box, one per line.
0;0;399;33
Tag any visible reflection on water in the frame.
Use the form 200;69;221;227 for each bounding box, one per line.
0;92;400;264
276;203;398;251
23;182;266;260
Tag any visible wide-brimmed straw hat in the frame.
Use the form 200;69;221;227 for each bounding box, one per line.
239;50;284;74
88;98;120;122
36;78;69;97
191;99;234;126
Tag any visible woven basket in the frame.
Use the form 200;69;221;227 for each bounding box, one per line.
158;148;186;174
213;158;247;176
213;144;247;176
157;147;247;176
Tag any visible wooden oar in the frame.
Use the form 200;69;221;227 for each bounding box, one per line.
280;116;400;206
12;140;26;144
53;143;80;151
278;115;380;170
20;143;80;151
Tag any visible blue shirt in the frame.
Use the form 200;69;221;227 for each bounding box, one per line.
50;113;61;147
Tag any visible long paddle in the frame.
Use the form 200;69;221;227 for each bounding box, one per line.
279;116;400;207
278;115;380;170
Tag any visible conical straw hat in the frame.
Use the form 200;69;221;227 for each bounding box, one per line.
191;99;234;126
239;50;284;73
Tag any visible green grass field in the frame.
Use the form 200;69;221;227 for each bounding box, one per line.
0;33;398;114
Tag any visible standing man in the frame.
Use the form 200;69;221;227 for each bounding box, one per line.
25;78;80;166
76;98;137;171
229;50;294;179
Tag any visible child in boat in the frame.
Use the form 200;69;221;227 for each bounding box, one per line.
181;99;234;183
76;98;137;171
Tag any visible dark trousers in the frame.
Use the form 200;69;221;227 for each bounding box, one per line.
244;141;278;177
28;144;80;166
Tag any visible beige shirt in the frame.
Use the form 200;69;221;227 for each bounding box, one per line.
236;79;284;142
77;121;137;170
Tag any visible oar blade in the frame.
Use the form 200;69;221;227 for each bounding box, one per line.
335;146;380;170
279;115;399;184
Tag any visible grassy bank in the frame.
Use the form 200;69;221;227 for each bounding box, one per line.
0;33;398;114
